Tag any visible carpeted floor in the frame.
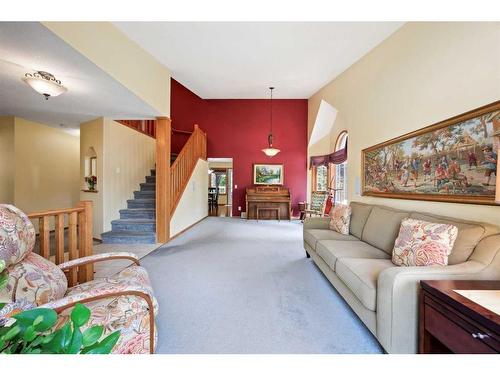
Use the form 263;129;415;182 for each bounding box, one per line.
141;217;383;354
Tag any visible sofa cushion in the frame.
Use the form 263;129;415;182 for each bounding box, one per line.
303;229;357;250
0;204;36;268
362;206;410;254
329;204;352;235
392;218;458;266
0;252;68;306
336;258;394;311
409;212;498;265
316;240;390;271
349;202;373;239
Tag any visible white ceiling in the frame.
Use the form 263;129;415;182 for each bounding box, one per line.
0;22;159;133
114;22;403;99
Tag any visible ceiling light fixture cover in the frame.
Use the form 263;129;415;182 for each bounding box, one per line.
262;87;280;157
22;71;67;100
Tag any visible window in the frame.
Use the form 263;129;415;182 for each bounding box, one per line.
210;170;227;194
333;131;348;204
315;165;328;192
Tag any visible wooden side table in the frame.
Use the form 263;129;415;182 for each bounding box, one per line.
419;280;500;353
256;207;280;221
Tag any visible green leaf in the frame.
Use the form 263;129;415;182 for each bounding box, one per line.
70;303;91;328
0;272;8;291
66;327;83;354
82;325;104;347
43;322;72;353
0;302;5;309
14;308;57;331
82;330;120;354
1;325;21;341
23;325;37;342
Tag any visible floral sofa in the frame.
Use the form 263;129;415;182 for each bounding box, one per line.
0;204;158;354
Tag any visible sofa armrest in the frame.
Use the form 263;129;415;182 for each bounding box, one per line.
376;260;486;354
40;284;156;353
303;217;330;230
58;252;140;271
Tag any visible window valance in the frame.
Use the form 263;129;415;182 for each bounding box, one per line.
309;145;347;168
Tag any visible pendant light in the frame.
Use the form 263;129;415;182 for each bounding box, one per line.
22;71;67;100
262;87;280;157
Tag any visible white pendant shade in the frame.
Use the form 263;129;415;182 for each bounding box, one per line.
22;71;67;99
262;147;281;157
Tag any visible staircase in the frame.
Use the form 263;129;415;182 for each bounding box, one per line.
103;120;206;244
101;169;157;244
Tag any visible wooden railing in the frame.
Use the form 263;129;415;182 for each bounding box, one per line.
115;119;157;138
28;201;93;287
115;119;193;140
169;124;207;215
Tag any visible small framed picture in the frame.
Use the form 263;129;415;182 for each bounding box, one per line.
253;164;284;185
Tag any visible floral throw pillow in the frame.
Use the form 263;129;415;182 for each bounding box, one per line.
392;218;458;267
329;204;352;235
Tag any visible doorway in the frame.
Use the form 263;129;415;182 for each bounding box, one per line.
208;158;233;217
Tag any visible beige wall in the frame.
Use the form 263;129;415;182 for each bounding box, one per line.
171;159;209;236
0;117;15;204
308;22;500;225
102;119;155;233
80;118;105;238
13;118;80;216
80;118;155;238
43;22;171;116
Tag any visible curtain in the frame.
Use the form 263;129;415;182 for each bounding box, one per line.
309;144;347;168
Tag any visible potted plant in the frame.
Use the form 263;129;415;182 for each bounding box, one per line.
0;261;120;354
85;175;97;191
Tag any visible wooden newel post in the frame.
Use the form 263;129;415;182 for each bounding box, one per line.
156;116;171;243
78;200;93;283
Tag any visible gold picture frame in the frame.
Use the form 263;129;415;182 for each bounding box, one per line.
253;164;284;185
361;101;499;205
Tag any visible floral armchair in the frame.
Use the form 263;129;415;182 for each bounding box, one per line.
0;204;158;354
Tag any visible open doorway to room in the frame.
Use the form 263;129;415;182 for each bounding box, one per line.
208;158;233;217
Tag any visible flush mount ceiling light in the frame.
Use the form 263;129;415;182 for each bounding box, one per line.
22;71;67;100
262;87;280;157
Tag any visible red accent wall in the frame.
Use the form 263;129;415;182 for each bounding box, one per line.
171;79;308;217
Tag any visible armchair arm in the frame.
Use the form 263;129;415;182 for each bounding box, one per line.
40;283;156;354
58;252;140;271
303;217;330;230
376;260;486;354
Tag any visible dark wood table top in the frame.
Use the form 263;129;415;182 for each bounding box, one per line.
421;280;500;333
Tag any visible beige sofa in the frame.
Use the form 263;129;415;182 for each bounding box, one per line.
303;202;500;354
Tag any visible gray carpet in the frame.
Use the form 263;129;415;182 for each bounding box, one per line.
141;217;383;354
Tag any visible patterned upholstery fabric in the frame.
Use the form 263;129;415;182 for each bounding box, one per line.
0;204;159;354
0;204;36;267
329;204;352;235
47;266;158;354
0;252;67;305
54;292;157;354
64;266;158;316
392;218;458;266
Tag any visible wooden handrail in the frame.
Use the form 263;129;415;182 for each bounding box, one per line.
115;119;157;138
28;201;94;287
169;124;207;215
115;119;192;139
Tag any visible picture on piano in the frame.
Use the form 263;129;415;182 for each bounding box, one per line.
253;164;284;185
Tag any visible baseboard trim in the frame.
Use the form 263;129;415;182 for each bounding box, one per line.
168;215;208;242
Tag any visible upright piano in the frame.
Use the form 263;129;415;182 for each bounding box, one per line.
245;186;292;220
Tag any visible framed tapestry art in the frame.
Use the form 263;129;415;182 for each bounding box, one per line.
362;101;499;205
253;164;284;185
